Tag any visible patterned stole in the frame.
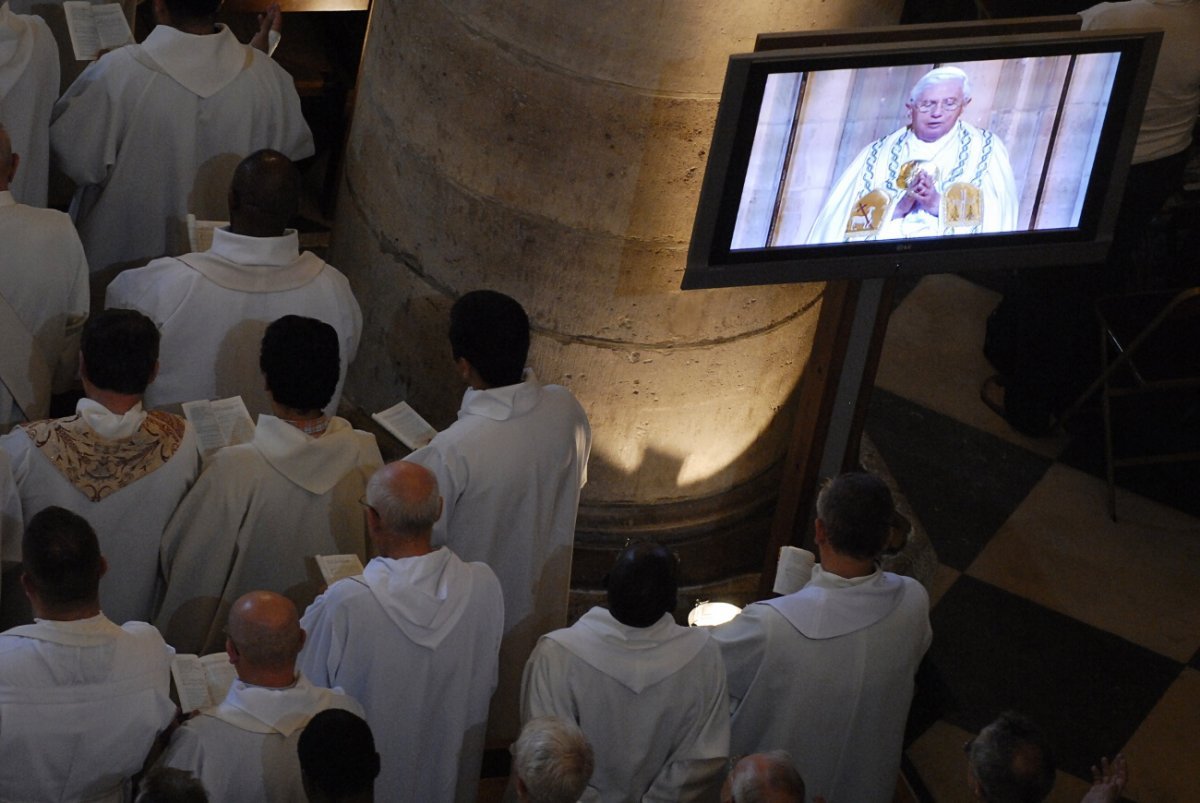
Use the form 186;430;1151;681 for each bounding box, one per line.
21;411;186;502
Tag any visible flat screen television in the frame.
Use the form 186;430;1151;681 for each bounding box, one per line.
682;30;1162;290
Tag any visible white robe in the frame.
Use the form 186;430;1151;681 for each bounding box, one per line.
711;567;932;803
0;614;175;802
521;608;730;803
405;371;591;741
163;672;363;803
50;23;314;277
298;547;504;803
158;415;382;654
0;400;200;625
0;190;89;429
805;120;1019;244
0;3;57;206
106;227;362;419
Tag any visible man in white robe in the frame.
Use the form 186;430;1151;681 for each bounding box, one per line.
107;150;361;418
163;591;363;801
0;506;176;802
712;473;932;803
521;542;730;803
50;0;314;284
805;66;1018;244
0;125;89;432
158;315;382;654
405;289;591;742
0;4;56;206
298;461;504;803
0;310;199;625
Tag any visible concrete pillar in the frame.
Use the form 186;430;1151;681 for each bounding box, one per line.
332;0;904;600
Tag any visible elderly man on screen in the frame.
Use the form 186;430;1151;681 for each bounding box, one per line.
806;66;1018;244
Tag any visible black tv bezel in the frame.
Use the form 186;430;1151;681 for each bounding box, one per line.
682;30;1162;290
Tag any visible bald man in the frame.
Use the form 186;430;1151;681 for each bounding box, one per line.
162;591;363;801
106;149;361;418
298;461;504;803
721;752;810;803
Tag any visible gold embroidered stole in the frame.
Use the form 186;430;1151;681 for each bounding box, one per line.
21;411;187;502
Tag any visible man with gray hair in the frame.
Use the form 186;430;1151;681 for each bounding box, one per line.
721;752;809;803
713;472;931;803
806;65;1018;243
298;460;504;803
512;716;595;803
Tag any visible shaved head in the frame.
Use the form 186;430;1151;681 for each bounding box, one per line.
723;752;805;803
228;149;301;236
227;591;303;671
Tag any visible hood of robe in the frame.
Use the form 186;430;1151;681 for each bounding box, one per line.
459;369;541;421
0;3;35;96
542;607;710;694
761;566;908;639
210;673;354;736
138;23;249;99
253;415;367;495
361;547;474;649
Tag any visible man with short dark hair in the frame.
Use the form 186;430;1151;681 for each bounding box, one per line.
712;472;931;803
158;315;381;654
50;0;313;283
298;709;380;803
0;310;199;624
0;506;175;801
298;460;504;803
511;716;595;803
107;150;361;417
521;542;729;802
406;289;591;742
162;591;362;800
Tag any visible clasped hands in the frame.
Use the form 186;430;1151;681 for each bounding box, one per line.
893;169;940;219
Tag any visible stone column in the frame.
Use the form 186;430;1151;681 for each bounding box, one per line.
332;0;904;602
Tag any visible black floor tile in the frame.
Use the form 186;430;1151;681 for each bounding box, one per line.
865;388;1053;571
927;575;1183;779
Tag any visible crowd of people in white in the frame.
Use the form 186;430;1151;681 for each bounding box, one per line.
0;0;1140;799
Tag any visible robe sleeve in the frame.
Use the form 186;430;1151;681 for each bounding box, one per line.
709;606;769;715
804;141;875;245
404;440;468;548
519;638;578;726
981;134;1020;233
50;55;124;187
55;238;89;394
296;584;352;689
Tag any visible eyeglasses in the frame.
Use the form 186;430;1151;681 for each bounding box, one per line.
916;98;962;113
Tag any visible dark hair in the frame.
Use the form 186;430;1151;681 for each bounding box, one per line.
81;309;160;394
230;150;300;234
448;290;530;387
299;709;381;798
969;712;1056;803
605;541;678;628
22;506;103;608
260;315;340;412
136;767;209;803
815;472;894;560
161;0;220;23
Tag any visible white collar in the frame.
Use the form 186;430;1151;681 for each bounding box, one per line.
460;369;541;421
252;414;365;494
177;228;325;292
761;566;908;639
75;398;148;440
209;227;301;266
542;607;710;693
139;23;247;98
13;614;122;647
211;673;336;736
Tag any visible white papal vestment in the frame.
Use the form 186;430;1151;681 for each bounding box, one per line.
0;190;89;429
50;23;314;277
522;607;730;803
106;227;361;418
406;371;590;741
712;567;932;803
0;3;57;206
157;415;382;654
298;547;504;803
0;401;199;624
0;614;175;802
805;120;1018;244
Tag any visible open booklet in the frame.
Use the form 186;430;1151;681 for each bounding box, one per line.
62;1;132;61
182;396;256;462
313;553;365;586
371;400;437;450
171;652;237;713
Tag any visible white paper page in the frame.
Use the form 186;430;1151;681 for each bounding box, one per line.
62;2;99;61
200;652;237;705
182;396;255;461
189;218;226;252
92;3;132;51
773;546;816;596
371;401;437;450
171;654;212;712
315;554;365;586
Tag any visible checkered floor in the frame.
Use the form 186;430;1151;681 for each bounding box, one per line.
869;274;1200;803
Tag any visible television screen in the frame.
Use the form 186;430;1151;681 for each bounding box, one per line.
683;30;1162;289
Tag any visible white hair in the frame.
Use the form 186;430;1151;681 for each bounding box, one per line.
513;717;594;803
729;751;805;803
909;66;972;103
365;465;442;535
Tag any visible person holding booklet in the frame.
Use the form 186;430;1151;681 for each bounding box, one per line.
157;315;381;655
0;309;199;625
